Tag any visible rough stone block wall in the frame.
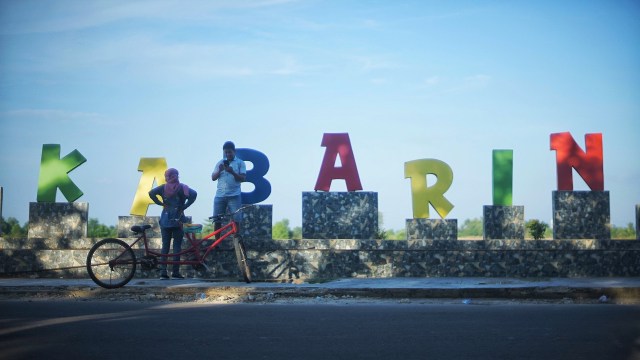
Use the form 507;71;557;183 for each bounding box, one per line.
483;206;525;240
302;192;378;239
1;237;639;280
28;202;88;240
240;205;272;240
406;219;457;240
636;205;639;240
119;205;272;240
244;238;640;280
0;235;238;279
552;191;611;239
118;216;161;238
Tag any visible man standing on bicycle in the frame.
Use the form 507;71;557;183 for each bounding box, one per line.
211;141;246;236
149;168;197;280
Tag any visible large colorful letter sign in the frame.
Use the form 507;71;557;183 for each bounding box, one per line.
493;149;513;206
550;132;604;191
37;144;87;202
236;148;271;204
404;159;454;219
314;133;363;192
130;158;168;216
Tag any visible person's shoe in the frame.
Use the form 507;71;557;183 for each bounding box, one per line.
159;274;170;280
172;274;185;280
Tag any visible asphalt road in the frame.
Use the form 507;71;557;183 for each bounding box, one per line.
1;300;639;360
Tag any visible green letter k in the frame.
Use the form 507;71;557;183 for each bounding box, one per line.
37;144;87;202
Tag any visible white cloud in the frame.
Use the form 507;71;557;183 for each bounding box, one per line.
370;78;387;85
361;19;380;28
465;74;491;86
444;74;492;93
2;109;108;123
270;56;303;75
17;32;308;82
425;76;441;86
0;0;299;35
351;55;397;73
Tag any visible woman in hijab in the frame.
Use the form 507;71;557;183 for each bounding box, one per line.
149;168;197;279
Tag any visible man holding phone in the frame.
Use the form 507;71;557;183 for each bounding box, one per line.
211;141;246;235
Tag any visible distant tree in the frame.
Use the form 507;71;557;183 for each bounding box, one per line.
385;228;407;240
611;223;635;239
526;219;548;240
202;218;215;234
87;218;116;238
273;219;292;239
395;229;407;240
376;228;387;240
459;218;483;238
292;226;302;240
0;217;28;239
376;211;387;239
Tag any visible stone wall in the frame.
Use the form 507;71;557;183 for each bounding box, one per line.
2;236;638;280
28;202;88;240
240;205;272;240
483;206;525;240
118;216;161;238
246;238;640;279
117;205;272;240
406;219;457;240
302;192;378;239
636;205;639;240
552;191;610;239
0;187;3;236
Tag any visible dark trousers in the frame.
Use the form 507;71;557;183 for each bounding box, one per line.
160;226;183;275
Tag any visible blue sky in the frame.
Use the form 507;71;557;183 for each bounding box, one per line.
1;0;638;231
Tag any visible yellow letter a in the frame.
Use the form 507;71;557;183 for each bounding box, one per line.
130;158;168;216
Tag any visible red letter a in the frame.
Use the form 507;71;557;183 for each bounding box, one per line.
314;133;363;192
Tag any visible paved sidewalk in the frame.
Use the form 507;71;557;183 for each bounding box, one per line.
1;277;639;303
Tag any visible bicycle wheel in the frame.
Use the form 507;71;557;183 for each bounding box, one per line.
86;238;137;289
233;236;251;283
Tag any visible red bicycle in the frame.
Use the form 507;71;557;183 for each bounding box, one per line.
86;205;252;289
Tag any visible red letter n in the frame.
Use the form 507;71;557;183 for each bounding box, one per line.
550;132;604;191
314;133;363;192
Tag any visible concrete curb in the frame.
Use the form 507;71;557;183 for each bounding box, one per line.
1;278;639;304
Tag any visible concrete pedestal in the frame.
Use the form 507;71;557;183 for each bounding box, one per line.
118;216;161;238
302;192;378;239
483;206;525;240
28;202;88;239
118;205;272;240
406;218;457;240
240;204;272;240
552;191;611;239
636;205;640;240
0;187;3;236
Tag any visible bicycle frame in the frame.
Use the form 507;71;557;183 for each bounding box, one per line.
129;218;239;267
86;204;254;288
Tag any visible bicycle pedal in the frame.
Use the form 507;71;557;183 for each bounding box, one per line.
192;262;210;272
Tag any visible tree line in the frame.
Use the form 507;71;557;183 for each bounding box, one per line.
271;217;636;240
0;217;117;238
0;216;636;240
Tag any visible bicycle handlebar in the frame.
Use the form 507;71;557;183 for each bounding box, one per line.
208;204;255;222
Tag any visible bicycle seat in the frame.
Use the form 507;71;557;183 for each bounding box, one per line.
183;223;203;234
131;224;152;233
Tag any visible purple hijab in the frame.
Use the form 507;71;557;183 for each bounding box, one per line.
163;168;190;198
